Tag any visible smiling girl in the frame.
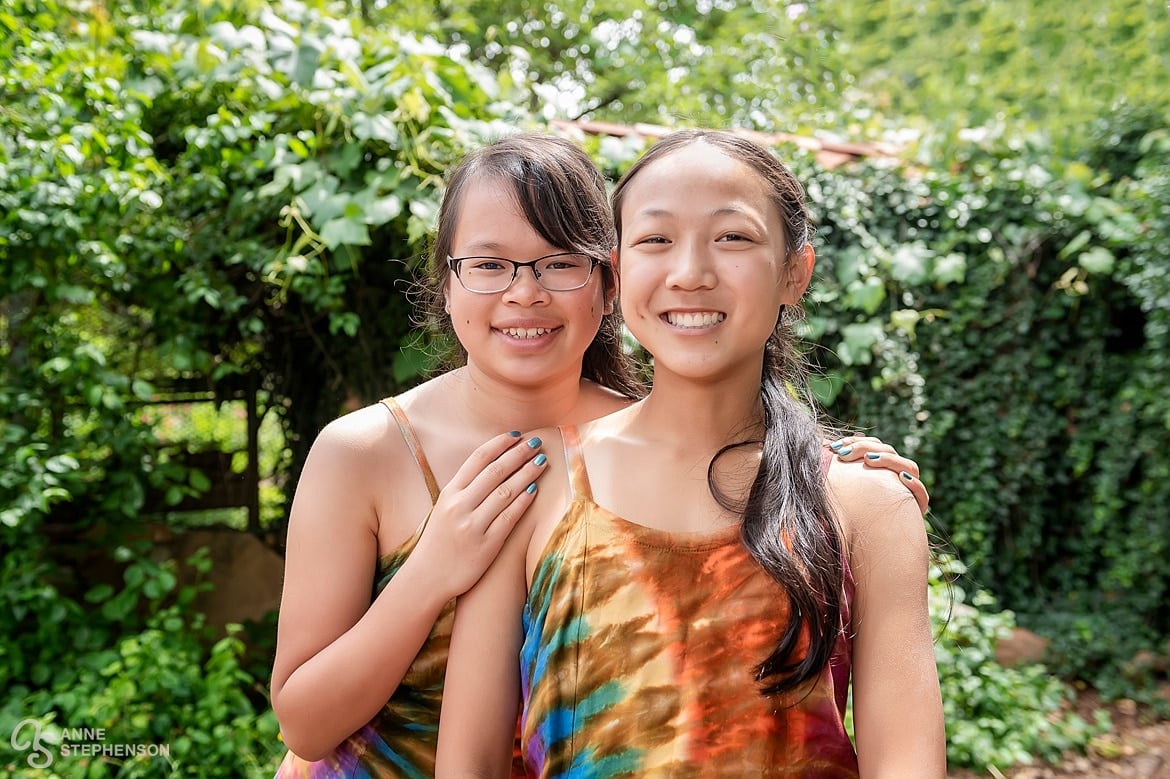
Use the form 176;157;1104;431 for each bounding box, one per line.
436;130;946;777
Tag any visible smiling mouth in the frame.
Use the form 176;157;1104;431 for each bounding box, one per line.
498;327;556;339
664;311;726;329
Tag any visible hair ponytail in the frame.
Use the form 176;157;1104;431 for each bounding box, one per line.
734;325;844;697
615;129;846;697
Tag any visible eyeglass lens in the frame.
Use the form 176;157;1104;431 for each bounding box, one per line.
454;253;595;293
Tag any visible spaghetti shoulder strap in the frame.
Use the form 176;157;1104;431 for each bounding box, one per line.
559;425;593;502
379;396;441;503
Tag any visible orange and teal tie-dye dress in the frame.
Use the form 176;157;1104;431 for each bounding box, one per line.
519;425;859;777
275;397;452;779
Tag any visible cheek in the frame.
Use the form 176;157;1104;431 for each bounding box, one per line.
446;291;489;331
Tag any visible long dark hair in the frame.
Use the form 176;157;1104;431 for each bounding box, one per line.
611;129;843;697
421;134;644;400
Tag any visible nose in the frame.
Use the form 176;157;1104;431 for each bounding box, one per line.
502;264;550;304
666;243;716;290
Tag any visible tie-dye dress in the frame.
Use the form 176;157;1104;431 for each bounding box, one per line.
274;397;451;779
519;425;859;778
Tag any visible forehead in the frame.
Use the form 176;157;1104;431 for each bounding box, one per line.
621;142;771;217
457;175;522;218
451;175;547;256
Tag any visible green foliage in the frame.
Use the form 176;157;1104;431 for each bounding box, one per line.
385;0;1170;145
798;113;1170;702
1;543;281;777
931;559;1107;771
3;0;1167;774
386;0;845;130
831;0;1170;144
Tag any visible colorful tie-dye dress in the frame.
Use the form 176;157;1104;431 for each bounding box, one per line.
519;425;859;778
275;397;450;779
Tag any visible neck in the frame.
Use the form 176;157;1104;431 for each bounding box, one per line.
445;362;587;432
631;362;764;451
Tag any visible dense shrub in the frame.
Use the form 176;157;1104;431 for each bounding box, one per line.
801;116;1170;701
3;0;1166;774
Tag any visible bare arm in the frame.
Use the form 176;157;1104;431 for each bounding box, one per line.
435;508;531;778
271;411;547;760
831;461;946;778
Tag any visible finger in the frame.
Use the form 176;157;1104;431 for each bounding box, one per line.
446;430;529;491
857;451;920;479
477;451;550;536
830;438;896;460
860;455;929;513
465;439;547;524
462;435;545;503
828;434;895;458
896;470;930;514
826;433;878;449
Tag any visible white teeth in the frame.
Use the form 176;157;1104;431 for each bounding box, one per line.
665;311;725;328
500;327;551;339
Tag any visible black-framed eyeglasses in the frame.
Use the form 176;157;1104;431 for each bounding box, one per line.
446;252;602;294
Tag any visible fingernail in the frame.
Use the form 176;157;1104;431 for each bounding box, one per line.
900;471;914;481
526;482;537;494
508;430;521;437
828;442;843;451
527;437;542;448
838;447;852;456
533;454;547;466
865;453;880;460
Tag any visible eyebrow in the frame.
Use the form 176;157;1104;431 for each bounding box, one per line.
634;205;757;220
457;241;511;255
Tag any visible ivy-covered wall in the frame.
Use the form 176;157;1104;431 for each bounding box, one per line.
798;112;1170;692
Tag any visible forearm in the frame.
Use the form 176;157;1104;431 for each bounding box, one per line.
273;556;453;760
435;540;527;776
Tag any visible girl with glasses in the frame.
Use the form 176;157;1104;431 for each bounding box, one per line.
436;131;946;777
270;134;931;777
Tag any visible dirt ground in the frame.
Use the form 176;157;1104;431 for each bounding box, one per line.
948;686;1170;779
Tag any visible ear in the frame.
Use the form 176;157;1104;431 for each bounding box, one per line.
603;247;621;315
442;286;451;315
781;244;815;303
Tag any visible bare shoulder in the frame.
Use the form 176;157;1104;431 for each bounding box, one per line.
826;457;927;557
308;398;415;469
292;399;416;532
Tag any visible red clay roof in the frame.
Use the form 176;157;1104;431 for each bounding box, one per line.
550;118;899;169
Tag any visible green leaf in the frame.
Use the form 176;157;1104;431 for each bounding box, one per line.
85;584;115;603
189;469;212;491
132;378;155;401
888;244;932;285
1077;247;1115;274
319;217;371;249
1059;230;1092;260
933;253;968;286
393;331;436;383
843;277;886;314
809;373;844;406
837;321;884;366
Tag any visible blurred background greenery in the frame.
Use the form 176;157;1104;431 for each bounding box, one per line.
2;0;1168;774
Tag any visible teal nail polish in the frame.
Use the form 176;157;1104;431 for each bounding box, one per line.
838;447;852;456
900;471;914;481
828;442;843;451
508;430;521;437
527;437;542;448
526;482;537;494
865;452;881;460
534;453;548;466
